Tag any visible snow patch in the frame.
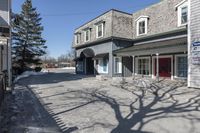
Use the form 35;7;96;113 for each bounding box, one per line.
14;70;47;83
61;67;75;70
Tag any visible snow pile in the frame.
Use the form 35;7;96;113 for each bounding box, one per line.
61;67;75;70
14;70;47;83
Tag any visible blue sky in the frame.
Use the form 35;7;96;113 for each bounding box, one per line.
12;0;159;58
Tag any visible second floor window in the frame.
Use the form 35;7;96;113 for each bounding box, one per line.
75;33;81;44
84;29;90;42
136;17;148;36
177;1;188;26
139;21;145;35
96;23;104;38
181;6;188;25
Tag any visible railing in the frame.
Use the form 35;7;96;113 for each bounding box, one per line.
0;71;7;108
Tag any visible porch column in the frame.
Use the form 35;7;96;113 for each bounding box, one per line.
132;55;135;77
108;52;113;77
84;58;87;75
156;53;159;81
94;59;96;75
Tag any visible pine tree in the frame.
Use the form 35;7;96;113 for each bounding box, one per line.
12;0;47;71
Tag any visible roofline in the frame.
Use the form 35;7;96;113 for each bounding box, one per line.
73;28;187;49
132;27;187;42
114;28;188;53
75;9;131;31
73;36;133;49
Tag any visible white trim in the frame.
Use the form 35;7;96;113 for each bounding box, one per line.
135;56;151;76
136;17;148;36
132;55;135;76
135;15;149;22
175;0;187;9
152;55;173;80
174;54;187;79
114;57;122;74
187;0;191;87
177;1;188;27
75;33;82;45
96;23;104;38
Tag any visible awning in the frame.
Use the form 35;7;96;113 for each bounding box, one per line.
114;37;187;56
93;53;109;59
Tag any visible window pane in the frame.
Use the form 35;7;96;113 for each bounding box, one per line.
181;6;188;24
103;58;107;72
177;56;188;77
139;21;145;34
115;58;121;73
137;58;149;75
98;24;103;37
85;30;89;41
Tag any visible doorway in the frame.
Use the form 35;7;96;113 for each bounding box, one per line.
86;57;94;75
154;57;172;78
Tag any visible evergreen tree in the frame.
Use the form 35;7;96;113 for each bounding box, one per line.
12;0;47;71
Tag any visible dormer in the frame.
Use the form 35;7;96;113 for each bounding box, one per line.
94;20;105;39
175;0;188;27
135;16;149;36
74;32;81;45
83;27;92;42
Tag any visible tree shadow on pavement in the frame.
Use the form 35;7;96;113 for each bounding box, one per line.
19;72;94;86
49;80;200;133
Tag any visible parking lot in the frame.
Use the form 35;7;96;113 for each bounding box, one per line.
1;69;200;133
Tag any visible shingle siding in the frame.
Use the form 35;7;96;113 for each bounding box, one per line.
112;11;132;39
74;11;113;47
0;0;9;27
132;0;184;39
188;0;200;88
73;10;133;48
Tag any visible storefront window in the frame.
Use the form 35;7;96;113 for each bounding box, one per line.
77;61;83;72
97;58;108;74
137;58;150;75
114;57;122;74
177;56;187;77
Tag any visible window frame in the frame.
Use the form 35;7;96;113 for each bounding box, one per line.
177;1;188;27
97;58;108;74
84;29;90;42
96;23;104;38
136;17;148;36
75;33;81;45
135;57;151;76
174;54;188;79
114;57;122;74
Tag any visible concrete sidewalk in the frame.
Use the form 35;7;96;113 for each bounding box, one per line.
0;84;62;133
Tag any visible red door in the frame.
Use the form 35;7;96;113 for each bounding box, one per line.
155;58;171;77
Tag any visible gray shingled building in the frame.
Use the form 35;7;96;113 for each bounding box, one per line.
73;0;200;88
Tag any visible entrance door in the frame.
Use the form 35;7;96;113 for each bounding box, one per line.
155;58;171;77
122;56;133;77
86;57;94;75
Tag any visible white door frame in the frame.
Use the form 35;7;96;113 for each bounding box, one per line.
152;55;174;80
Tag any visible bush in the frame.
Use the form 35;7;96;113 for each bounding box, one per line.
35;67;42;72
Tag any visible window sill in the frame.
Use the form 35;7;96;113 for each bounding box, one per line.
137;33;147;37
178;23;187;27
